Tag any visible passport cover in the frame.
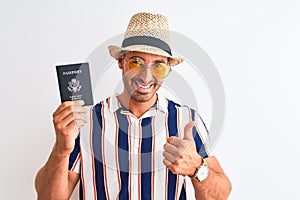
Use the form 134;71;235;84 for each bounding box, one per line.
56;62;94;106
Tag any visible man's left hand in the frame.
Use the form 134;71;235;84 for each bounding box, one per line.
163;121;203;176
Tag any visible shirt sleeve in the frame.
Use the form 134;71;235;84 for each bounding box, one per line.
68;134;81;174
190;108;210;158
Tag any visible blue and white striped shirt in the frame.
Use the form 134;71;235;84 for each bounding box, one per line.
69;93;209;200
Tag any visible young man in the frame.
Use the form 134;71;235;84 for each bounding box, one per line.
35;12;231;200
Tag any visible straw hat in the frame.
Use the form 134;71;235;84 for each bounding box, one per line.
108;12;183;66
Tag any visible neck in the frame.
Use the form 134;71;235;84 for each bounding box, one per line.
117;92;157;118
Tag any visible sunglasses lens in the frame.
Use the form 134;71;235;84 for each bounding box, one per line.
152;63;170;78
128;58;145;73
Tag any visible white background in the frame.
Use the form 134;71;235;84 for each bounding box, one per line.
1;0;299;199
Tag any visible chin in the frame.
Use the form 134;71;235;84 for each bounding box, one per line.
123;81;161;103
130;91;156;102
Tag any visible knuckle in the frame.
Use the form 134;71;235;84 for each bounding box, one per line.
173;147;181;155
175;141;182;148
75;120;82;127
53;119;60;126
67;124;78;134
163;158;168;165
67;106;73;113
169;166;177;174
61;102;69;109
176;158;183;165
71;112;77;119
174;149;181;156
52;117;57;124
173;159;179;165
68;122;76;130
56;124;63;131
163;143;167;149
162;151;167;157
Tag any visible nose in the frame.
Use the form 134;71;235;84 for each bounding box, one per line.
139;66;153;83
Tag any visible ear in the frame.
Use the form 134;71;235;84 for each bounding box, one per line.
118;56;124;69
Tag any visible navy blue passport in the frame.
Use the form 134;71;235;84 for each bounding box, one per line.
56;62;94;106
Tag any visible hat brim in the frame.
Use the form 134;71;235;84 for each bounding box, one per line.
108;45;183;66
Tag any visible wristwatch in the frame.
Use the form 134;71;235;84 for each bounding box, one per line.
190;158;209;182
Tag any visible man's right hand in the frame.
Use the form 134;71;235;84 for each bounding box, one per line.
52;100;88;156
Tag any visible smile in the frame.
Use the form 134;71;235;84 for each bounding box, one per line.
137;84;152;89
133;80;155;93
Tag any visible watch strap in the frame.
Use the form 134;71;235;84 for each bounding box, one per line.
189;158;208;182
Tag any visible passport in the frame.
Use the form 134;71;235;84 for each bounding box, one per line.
56;62;94;106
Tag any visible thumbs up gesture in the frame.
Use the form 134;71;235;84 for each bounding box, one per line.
163;121;203;176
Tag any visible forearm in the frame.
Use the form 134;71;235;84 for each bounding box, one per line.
35;147;72;200
192;156;232;200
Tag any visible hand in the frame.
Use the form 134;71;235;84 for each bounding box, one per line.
163;121;203;176
52;100;88;156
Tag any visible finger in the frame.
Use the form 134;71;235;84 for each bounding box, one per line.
53;100;85;117
163;160;179;175
183;121;196;140
74;119;87;128
163;150;179;163
65;121;81;136
56;112;88;128
163;158;172;167
164;143;180;156
167;137;183;147
53;105;88;124
55;120;80;137
66;113;88;125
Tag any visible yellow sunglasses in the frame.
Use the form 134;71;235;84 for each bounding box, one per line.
126;57;171;79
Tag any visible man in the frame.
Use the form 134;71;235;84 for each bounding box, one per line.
35;12;231;200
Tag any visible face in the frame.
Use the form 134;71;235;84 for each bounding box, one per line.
119;51;169;103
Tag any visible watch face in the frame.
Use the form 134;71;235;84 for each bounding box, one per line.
197;165;209;181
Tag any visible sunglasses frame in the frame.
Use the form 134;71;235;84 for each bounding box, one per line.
124;56;172;79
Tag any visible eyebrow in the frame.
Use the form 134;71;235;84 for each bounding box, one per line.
128;56;167;63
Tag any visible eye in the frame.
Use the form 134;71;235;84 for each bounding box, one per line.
128;57;145;72
155;63;163;68
130;58;144;65
154;63;167;69
132;60;141;64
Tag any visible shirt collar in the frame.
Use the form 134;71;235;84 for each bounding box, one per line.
109;93;168;114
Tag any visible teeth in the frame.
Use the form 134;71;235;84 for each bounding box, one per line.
138;84;151;89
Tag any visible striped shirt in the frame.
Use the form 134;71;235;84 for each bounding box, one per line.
68;93;209;200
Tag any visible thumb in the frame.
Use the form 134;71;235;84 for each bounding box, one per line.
183;121;196;140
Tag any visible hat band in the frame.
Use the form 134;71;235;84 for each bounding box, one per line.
122;36;172;56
